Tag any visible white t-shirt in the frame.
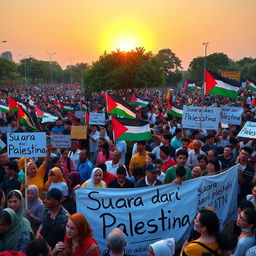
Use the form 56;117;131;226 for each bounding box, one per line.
49;182;68;196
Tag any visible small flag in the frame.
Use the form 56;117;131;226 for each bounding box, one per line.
167;101;183;118
204;70;240;99
75;83;79;89
250;98;256;108
9;96;18;112
0;139;6;152
104;92;136;119
183;80;199;91
35;108;59;123
18;105;37;131
0;103;9;113
246;78;256;92
85;111;90;124
131;93;150;107
112;117;151;141
80;101;87;111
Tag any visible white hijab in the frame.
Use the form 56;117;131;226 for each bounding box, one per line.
86;167;107;188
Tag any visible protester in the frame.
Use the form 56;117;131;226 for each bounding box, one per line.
52;213;100;256
96;141;113;165
60;148;74;176
148;238;175;256
26;238;51;256
191;166;202;179
68;140;80;170
219;145;236;170
109;166;134;188
81;167;107;188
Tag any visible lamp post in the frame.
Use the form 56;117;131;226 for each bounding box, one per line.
47;52;56;84
67;57;75;86
202;42;209;87
19;54;30;86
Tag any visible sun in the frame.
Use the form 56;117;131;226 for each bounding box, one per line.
99;20;153;53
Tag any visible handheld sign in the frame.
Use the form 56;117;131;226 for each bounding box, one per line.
220;106;243;125
71;126;87;139
182;106;221;130
237;121;256;139
50;135;71;148
89;112;106;125
75;111;85;120
7;132;46;157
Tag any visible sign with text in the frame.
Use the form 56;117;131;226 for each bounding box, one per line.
220;106;243;125
7;132;46;157
0;127;11;134
221;71;241;82
182;106;221;130
237;121;256;139
89;112;106;125
50;135;71;148
76;166;237;256
70;126;87;139
75;111;85;120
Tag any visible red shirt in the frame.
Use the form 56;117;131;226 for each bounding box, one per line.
161;157;176;173
103;172;116;187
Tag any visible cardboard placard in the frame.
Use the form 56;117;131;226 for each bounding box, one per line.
71;126;87;139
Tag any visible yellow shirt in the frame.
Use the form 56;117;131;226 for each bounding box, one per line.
181;240;222;256
129;151;149;170
27;164;46;199
81;180;106;188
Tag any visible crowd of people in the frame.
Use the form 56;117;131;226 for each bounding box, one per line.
0;84;256;255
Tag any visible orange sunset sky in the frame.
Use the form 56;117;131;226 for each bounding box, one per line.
1;0;255;69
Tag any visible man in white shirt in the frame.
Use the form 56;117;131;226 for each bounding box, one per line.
187;140;205;169
115;140;127;164
68;140;80;170
105;150;127;176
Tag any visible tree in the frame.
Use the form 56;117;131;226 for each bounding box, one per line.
188;53;230;85
0;57;17;80
156;49;182;86
83;48;165;92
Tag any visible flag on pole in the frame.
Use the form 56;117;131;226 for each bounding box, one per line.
9;97;18;112
131;93;150;107
112;117;151;141
167;101;183;118
246;78;256;92
35;108;59;122
204;70;240;99
80;101;87;111
250;98;256;108
183;80;199;91
103;92;136;119
18;105;37;131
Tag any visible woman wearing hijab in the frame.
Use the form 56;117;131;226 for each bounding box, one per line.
25;185;45;233
148;238;175;256
44;167;68;197
0;208;33;252
81;167;107;188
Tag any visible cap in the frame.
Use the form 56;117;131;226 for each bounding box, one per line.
44;188;62;201
146;163;158;173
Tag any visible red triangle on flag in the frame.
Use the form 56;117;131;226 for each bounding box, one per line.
112;117;128;140
104;93;118;112
131;93;137;102
167;101;172;111
205;70;217;94
9;96;18;111
35;108;44;116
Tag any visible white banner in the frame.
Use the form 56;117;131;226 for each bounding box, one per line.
50;135;71;148
220;106;243;125
237;121;256;139
7;132;46;157
182;106;221;130
76;166;238;256
89;112;106;125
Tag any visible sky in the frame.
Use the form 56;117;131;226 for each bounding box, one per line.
1;0;256;69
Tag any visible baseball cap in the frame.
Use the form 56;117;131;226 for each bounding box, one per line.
146;163;158;173
44;188;62;201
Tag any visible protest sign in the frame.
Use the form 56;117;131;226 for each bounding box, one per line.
75;111;85;120
76;166;237;256
237;121;256;139
0;127;11;134
50;135;71;148
70;126;87;139
7;132;46;157
89;112;106;125
182;106;221;130
66;90;74;96
220;106;243;125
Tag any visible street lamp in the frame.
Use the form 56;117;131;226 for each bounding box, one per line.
203;42;209;87
47;52;56;84
67;57;75;86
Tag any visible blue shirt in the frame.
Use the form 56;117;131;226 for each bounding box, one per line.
77;160;94;183
51;126;66;134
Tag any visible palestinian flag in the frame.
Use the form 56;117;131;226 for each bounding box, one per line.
112;117;151;141
18;105;37;131
131;93;150;107
85;111;90;124
35;108;58;122
194;85;202;91
166;88;171;101
246;78;256;92
104;92;136;119
0;103;9;113
80;101;87;111
250;98;256;108
9;97;18;112
205;70;240;99
183;80;198;91
62;103;74;112
167;101;183;118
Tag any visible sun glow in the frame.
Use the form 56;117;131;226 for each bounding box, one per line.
99;20;153;53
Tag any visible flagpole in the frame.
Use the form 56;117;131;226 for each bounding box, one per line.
203;42;209;88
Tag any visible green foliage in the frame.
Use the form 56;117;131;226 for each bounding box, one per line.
83;48;165;92
0;57;17;79
188;53;230;85
156;48;182;86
